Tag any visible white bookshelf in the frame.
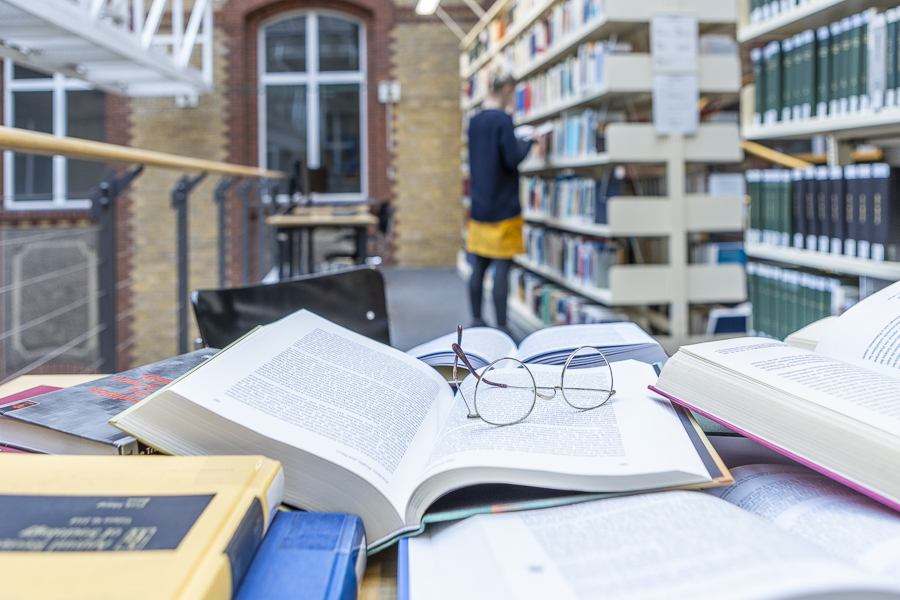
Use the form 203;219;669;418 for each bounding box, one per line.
737;0;900;43
514;55;741;126
744;243;900;279
460;1;745;347
461;0;737;79
524;194;744;236
520;123;743;173
742;102;900;141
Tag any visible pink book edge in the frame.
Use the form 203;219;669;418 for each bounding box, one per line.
0;386;62;406
648;384;900;515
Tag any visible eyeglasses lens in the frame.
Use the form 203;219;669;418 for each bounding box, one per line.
475;358;536;426
561;347;613;410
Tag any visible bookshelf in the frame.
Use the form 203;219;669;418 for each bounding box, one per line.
738;0;900;339
459;1;744;350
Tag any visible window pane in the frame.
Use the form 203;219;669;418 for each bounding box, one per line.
319;84;361;193
318;16;359;72
13;91;53;202
266;17;306;73
67;90;107;200
13;64;51;79
266;85;307;175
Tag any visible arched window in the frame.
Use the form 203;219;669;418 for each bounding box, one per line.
260;13;367;199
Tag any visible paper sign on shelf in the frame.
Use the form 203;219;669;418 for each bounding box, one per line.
650;14;698;74
652;74;699;136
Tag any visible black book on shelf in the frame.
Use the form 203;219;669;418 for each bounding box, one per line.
815;166;830;252
829;165;845;255
857;163;873;259
804;167;817;250
870;163;900;262
792;168;806;248
843;164;859;257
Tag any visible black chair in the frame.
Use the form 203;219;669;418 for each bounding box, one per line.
192;266;391;349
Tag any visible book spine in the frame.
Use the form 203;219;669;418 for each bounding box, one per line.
781;169;792;246
860;10;870;111
890;9;899;107
857;163;873;258
829;166;845;255
889;167;900;262
816;27;830;116
751;47;764;125
830;21;842;115
844;164;858;256
792;168;806;248
804;167;817;250
803;30;815;118
849;13;862;112
815;166;830;252
782;37;794;122
765;41;782;123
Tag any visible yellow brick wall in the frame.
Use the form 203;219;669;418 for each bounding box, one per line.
126;32;227;365
391;21;465;267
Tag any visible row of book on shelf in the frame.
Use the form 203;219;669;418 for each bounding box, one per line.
746;260;856;341
7;278;900;597
745;164;900;261
748;0;818;26
511;265;627;325
750;4;900;126
527;107;614;161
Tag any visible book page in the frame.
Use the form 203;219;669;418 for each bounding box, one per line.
678;337;900;438
405;327;516;369
409;491;900;600
416;360;711;491
167;310;452;519
708;464;900;583
514;322;660;363
816;280;900;378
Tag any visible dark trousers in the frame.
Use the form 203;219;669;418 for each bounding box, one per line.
469;255;512;328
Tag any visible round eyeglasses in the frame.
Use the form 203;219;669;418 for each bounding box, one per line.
451;327;616;426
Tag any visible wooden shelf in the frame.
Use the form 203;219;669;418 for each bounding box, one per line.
513;257;746;305
514;54;740;126
524;194;744;236
742;105;900;141
738;0;899;43
520;123;743;172
744;242;900;279
461;0;738;78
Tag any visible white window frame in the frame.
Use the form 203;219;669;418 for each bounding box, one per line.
258;11;368;202
3;60;98;210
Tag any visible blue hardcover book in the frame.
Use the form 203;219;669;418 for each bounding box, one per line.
236;512;367;600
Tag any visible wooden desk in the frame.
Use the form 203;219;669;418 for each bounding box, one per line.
267;210;378;277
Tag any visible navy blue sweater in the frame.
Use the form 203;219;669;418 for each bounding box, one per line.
468;109;534;223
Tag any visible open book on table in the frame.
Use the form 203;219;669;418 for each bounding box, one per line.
110;310;730;550
406;322;668;377
406;463;900;600
652;279;900;513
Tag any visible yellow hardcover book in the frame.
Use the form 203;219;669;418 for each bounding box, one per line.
0;454;284;600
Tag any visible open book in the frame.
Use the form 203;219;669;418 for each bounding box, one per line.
406;322;668;373
110;310;729;550
406;463;900;599
652;280;900;513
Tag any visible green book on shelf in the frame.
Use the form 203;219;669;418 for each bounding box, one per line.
751;47;764;124
860;11;870;109
849;13;862;110
839;17;852;112
765;41;782;123
801;30;815;117
830;21;842;113
816;26;830;116
782;37;794;122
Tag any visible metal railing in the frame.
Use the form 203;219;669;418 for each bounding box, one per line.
0;125;286;380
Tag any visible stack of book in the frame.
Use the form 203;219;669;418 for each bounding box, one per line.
511;266;628;325
745;261;855;341
746;164;900;261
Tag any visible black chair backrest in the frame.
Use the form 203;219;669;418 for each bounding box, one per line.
192;266;390;348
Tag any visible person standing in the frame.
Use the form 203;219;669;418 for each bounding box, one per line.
466;74;534;331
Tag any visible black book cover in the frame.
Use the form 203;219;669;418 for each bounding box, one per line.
870;163;900;261
0;349;217;454
829;166;845;253
804;167;818;249
857;163;873;258
844;164;859;255
815;166;830;251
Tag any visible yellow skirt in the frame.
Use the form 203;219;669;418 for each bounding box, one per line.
467;215;525;259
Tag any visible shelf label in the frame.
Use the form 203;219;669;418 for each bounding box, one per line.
650;14;698;74
653;74;699;136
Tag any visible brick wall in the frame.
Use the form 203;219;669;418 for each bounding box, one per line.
391;10;466;266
